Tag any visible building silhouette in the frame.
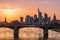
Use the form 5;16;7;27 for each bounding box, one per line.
2;16;7;25
38;8;43;25
30;17;34;24
25;15;31;24
44;13;48;24
33;14;38;24
47;17;51;24
5;16;7;23
10;20;20;25
53;14;56;21
20;17;24;24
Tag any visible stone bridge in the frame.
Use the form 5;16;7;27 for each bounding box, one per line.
0;24;60;40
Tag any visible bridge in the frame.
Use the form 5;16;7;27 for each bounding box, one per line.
0;24;60;40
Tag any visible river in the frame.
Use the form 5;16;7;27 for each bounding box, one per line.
0;27;60;40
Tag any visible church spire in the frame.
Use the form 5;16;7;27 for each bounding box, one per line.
53;13;56;21
5;16;7;23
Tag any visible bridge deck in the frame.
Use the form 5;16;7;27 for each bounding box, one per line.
0;25;60;40
0;25;60;29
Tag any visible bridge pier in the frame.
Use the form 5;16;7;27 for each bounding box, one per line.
43;27;48;40
14;26;19;40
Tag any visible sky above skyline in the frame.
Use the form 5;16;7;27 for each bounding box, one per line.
0;0;60;22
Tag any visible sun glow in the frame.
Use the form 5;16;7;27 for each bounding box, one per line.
1;8;20;22
3;8;18;16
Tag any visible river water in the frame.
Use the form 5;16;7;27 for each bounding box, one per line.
0;27;60;40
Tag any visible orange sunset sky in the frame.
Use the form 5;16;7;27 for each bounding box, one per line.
0;0;60;22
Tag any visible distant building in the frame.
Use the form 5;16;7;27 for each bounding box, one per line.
55;20;60;25
25;15;31;24
10;20;20;25
2;16;7;25
38;8;43;25
44;13;49;24
5;16;7;23
33;14;38;24
30;17;34;24
53;14;56;21
52;14;57;24
20;17;24;24
47;17;51;24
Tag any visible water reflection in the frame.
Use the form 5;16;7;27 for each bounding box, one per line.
0;27;14;39
19;27;43;38
0;27;60;40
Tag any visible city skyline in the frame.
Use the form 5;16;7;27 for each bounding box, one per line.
0;0;60;22
0;8;58;23
0;8;58;22
0;8;58;26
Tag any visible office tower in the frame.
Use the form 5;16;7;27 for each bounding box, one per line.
30;17;33;24
25;15;31;24
33;14;38;24
20;17;23;23
38;8;43;25
44;13;48;24
47;17;51;24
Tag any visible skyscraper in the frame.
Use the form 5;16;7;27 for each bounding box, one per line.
47;17;51;24
30;17;33;24
44;13;48;24
33;14;38;24
25;15;31;24
38;8;43;25
20;17;24;24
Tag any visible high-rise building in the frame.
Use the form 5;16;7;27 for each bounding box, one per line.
20;17;24;24
38;8;43;25
33;14;38;24
25;15;31;24
30;17;33;24
44;13;48;24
